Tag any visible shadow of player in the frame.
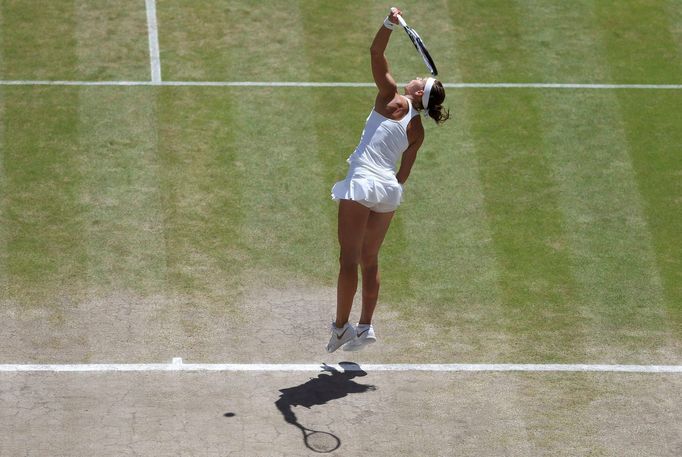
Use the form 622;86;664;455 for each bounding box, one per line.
275;362;377;452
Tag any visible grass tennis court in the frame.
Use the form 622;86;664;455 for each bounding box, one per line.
1;0;681;455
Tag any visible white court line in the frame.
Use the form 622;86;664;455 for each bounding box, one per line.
1;80;682;89
145;0;162;83
0;359;680;373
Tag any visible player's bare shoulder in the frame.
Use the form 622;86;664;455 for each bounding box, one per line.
375;93;408;120
407;113;424;141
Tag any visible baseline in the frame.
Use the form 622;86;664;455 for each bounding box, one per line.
1;359;681;373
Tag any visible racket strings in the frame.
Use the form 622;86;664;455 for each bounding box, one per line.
305;431;341;453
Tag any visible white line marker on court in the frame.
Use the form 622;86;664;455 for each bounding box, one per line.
145;0;162;83
1;80;682;89
0;360;680;373
445;82;682;89
0;80;155;86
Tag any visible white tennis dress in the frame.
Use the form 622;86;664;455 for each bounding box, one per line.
331;96;420;213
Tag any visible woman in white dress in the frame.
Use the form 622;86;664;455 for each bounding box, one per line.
326;7;449;353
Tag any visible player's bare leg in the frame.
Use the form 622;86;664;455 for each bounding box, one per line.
335;199;371;328
359;210;394;324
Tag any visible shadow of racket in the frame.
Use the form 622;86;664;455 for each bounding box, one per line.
294;422;341;453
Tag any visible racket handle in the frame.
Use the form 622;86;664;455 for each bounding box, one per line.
396;14;407;28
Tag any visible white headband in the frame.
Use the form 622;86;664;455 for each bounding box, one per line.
422;77;436;112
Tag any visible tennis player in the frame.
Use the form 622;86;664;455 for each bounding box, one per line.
326;7;449;353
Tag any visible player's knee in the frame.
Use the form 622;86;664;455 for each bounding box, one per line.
360;253;378;270
339;253;360;270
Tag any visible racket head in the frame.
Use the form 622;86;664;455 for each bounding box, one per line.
402;25;438;76
304;430;341;453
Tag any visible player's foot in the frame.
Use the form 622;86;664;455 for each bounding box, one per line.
326;322;356;353
343;324;376;352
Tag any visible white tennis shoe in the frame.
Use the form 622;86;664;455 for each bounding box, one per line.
325;322;356;353
343;324;376;352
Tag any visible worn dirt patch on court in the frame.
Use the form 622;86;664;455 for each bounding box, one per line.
2;275;680;365
0;277;472;364
1;371;680;457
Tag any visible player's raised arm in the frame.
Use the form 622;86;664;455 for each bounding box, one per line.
370;8;401;99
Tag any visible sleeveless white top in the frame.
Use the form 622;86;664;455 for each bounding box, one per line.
331;96;420;208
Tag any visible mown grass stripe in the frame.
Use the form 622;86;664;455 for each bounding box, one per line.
506;4;651;454
0;118;5;299
0;2;3;75
153;0;225;81
229;91;335;281
0;6;6;295
298;1;380;82
453;4;591;454
0;1;78;80
208;6;338;289
158;0;313;82
75;2;167;298
519;0;674;363
596;2;682;332
155;87;246;324
382;1;504;339
596;0;682;84
2;87;87;306
394;88;507;355
76;87;167;294
1;2;85;305
299;4;367;289
668;0;682;56
451;1;583;363
74;0;150;81
514;1;610;448
612;95;682;316
152;1;255;345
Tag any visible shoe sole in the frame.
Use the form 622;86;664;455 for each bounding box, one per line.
342;338;376;352
326;336;356;353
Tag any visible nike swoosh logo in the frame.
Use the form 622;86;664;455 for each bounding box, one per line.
357;328;369;338
336;328;349;340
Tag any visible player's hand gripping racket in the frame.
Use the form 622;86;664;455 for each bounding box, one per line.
395;10;438;76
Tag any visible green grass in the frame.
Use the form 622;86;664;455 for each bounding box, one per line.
0;0;681;364
1;87;86;306
0;0;149;80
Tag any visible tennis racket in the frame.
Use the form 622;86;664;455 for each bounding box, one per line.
296;423;341;453
396;13;438;76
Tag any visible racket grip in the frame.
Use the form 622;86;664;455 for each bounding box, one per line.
396;14;407;28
